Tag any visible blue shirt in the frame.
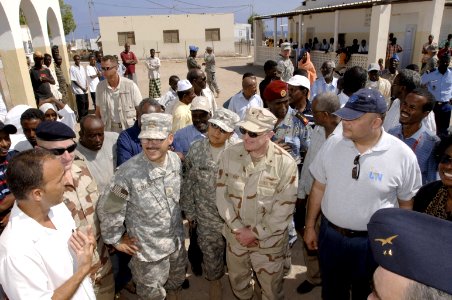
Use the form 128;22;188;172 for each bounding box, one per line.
96;61;105;81
388;125;439;184
172;125;205;156
116;121;141;166
421;68;452;103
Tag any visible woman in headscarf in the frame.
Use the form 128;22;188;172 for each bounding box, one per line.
297;50;317;87
39;99;77;131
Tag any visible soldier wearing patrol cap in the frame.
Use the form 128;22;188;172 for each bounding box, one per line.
216;107;298;300
35;121;115;300
277;42;294;82
368;208;452;299
97;113;187;300
181;108;240;300
203;46;220;97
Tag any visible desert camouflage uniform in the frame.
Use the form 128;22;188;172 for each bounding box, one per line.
63;156;115;300
216;141;298;300
277;56;294;82
181;137;237;281
187;56;201;70
204;52;220;94
97;151;187;300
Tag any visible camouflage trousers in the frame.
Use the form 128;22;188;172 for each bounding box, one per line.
226;242;286;300
197;225;226;281
129;245;188;300
206;71;220;94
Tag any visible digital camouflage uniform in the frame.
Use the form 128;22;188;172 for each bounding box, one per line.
277;56;294;83
181;137;237;281
187;56;201;70
97;151;187;300
204;52;220;95
63;156;115;300
216;141;298;300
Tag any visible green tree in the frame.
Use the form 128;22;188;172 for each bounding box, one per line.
59;0;76;36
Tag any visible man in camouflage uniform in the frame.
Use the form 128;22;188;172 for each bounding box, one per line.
35;121;115;300
277;42;294;82
181;108;240;300
97;113;187;300
203;46;220;97
187;45;201;70
216;107;298;300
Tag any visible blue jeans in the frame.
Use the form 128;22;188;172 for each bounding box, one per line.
110;251;133;293
318;217;377;300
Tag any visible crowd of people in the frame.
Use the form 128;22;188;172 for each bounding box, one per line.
0;34;451;300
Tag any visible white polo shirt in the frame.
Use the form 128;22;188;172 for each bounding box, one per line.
310;130;421;231
0;203;95;299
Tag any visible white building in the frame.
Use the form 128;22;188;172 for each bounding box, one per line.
234;23;252;42
99;13;235;59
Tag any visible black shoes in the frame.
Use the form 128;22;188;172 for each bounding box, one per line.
296;280;319;294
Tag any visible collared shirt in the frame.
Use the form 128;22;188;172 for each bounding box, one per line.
310;130;421;231
120;51;137;75
172;125;205;156
86;65;100;93
146;56;161;79
228;92;263;120
383;98;436;133
388;124;439;184
0;203;95;300
96;61;105;81
116;121;142;166
310;77;338;101
421;68;452;103
70;65;87;94
159;88;178;115
172;101;192;132
272;107;311;164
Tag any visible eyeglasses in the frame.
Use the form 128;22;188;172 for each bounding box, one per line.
210;123;228;134
239;127;264;138
440;154;452;165
352;155;360;180
101;65;117;71
42;143;77;156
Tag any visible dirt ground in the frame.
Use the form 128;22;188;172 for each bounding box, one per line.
114;57;321;300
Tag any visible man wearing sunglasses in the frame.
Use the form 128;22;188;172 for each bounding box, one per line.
35;121;115;300
303;88;422;300
95;55;142;133
216;107;298;300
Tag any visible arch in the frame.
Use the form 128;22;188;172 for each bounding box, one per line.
19;0;47;49
47;6;63;47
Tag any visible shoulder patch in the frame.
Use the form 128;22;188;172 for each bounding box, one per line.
111;184;129;200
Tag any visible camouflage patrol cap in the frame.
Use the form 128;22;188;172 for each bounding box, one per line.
138;113;172;140
237;107;277;133
208;108;240;133
190;96;210;113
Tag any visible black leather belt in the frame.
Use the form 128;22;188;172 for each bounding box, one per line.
323;216;368;238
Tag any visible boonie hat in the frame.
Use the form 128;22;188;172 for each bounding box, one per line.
287;75;310;91
177;80;192;92
264;80;288;103
36;121;75;141
190;96;211;113
368;208;452;295
0;121;17;135
368;63;380;72
334;88;387;120
208;108;240;133
237;107;277;133
138;113;172;140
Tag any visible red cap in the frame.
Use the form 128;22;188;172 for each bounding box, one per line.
263;80;288;102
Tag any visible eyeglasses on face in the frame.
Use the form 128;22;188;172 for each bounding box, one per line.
239;127;264;138
101;65;117;71
352;155;360;180
440;154;452;165
42;143;77;156
209;123;228;134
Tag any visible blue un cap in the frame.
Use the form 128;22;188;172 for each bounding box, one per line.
368;208;452;295
334;88;387;120
189;45;199;52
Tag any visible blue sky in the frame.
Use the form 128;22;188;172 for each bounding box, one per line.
65;0;303;39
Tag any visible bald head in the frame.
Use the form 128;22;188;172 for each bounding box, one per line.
79;115;105;151
242;77;257;99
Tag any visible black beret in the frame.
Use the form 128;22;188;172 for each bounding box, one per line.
36;121;75;141
368;208;452;294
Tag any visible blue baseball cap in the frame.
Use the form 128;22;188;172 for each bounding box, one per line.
334;88;387;120
368;208;452;295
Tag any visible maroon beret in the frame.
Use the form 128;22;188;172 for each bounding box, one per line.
263;80;288;102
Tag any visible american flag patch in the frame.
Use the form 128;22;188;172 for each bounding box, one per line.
111;185;128;200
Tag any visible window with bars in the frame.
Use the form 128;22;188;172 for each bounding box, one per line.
163;30;180;43
205;28;220;41
117;32;136;46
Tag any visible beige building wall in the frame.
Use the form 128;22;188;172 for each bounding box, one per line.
99;13;235;59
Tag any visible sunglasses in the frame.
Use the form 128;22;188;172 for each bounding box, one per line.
42;143;77;156
101;65;117;71
209;123;228;134
352;155;360;180
239;127;264;138
440;154;452;165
